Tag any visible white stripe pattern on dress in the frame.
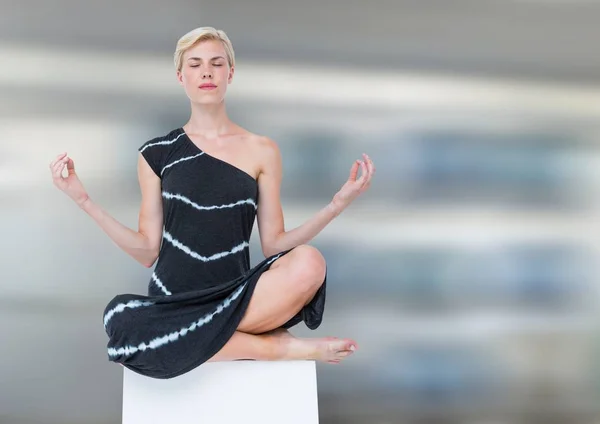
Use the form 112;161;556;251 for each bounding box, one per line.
139;132;185;153
151;272;172;296
104;300;155;329
163;231;249;262
107;282;246;357
161;152;205;175
163;192;257;211
107;252;284;357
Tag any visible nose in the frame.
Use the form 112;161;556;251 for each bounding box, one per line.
202;70;213;79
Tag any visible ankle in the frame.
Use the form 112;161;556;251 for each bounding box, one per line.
262;333;287;360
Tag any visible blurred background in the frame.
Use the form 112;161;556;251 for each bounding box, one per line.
2;0;600;423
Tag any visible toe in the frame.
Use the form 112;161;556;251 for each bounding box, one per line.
343;339;357;351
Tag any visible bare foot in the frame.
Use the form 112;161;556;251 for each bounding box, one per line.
269;328;357;364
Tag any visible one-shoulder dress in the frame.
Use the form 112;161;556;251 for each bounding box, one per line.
102;128;327;379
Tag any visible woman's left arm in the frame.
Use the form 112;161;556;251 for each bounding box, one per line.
256;137;375;257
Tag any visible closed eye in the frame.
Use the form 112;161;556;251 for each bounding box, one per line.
189;64;224;68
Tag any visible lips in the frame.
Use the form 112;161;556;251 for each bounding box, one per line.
199;84;217;89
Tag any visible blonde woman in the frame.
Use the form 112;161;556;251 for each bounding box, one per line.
49;27;375;379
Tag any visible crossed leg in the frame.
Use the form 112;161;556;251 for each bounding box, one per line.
206;245;357;364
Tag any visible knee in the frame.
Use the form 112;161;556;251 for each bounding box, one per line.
290;245;326;292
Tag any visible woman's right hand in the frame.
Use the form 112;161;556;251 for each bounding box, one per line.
49;152;90;207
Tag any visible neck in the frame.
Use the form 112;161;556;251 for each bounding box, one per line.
184;100;232;138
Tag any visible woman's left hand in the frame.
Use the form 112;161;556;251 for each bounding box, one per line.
331;153;375;214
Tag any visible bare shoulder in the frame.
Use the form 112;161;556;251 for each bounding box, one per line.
254;134;279;155
256;135;281;175
238;128;277;150
237;129;281;175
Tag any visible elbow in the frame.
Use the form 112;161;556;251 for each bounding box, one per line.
261;245;274;258
141;249;159;268
141;259;156;268
142;260;155;268
262;234;283;258
262;244;280;258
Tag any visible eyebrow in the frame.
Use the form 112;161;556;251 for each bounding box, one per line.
187;56;226;61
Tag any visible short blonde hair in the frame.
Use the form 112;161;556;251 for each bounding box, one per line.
174;27;235;72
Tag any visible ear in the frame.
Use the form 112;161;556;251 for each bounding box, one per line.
228;66;235;84
176;70;184;86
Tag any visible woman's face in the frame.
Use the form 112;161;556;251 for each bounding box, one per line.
177;39;234;104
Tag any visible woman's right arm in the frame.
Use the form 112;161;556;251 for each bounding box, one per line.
50;152;163;268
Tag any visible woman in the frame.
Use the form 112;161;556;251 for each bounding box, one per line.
49;27;375;379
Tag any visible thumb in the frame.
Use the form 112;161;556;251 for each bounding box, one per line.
66;158;76;174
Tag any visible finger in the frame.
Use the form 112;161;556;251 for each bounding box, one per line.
58;156;69;169
364;162;374;186
49;153;67;167
361;155;375;186
51;160;62;176
49;158;61;169
357;160;368;184
53;155;68;169
363;153;374;176
55;152;67;161
52;161;66;180
365;154;375;176
52;157;67;173
348;160;360;181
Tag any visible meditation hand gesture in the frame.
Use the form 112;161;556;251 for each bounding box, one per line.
49;152;90;207
331;153;375;214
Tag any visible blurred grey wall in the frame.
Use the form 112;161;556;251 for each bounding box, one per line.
2;1;600;423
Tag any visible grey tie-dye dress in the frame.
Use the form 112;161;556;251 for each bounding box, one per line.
102;127;326;379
